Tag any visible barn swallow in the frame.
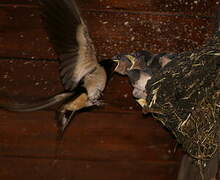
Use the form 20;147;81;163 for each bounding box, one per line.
0;0;115;135
127;69;152;107
147;53;176;72
0;92;73;112
112;50;152;75
113;51;175;108
39;0;115;133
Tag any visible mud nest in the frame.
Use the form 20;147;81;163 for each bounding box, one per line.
144;32;220;162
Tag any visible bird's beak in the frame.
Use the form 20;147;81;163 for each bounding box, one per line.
113;59;120;71
136;98;147;108
125;55;136;70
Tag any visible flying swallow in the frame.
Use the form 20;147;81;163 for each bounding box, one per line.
0;0;115;135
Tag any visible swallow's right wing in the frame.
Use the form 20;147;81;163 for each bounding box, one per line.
40;0;98;91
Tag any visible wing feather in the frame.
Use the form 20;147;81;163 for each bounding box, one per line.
40;0;98;91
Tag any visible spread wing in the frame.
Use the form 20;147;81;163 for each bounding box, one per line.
40;0;98;90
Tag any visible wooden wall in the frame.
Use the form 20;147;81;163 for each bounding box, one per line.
0;0;218;179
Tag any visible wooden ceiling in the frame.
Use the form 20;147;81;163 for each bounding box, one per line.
0;0;218;179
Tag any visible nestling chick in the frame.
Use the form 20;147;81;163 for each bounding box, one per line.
112;50;152;75
113;50;175;108
127;69;153;107
147;53;176;73
127;69;152;99
113;50;175;75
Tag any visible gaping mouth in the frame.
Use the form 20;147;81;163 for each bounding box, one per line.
125;55;136;70
112;54;138;73
113;59;120;71
136;98;147;108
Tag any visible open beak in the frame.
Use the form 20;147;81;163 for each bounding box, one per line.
136;98;147;108
113;59;120;71
125;55;136;70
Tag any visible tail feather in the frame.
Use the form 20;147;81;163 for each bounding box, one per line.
0;92;73;112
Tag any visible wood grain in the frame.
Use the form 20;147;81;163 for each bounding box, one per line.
0;110;183;161
0;1;217;179
0;157;180;180
0;6;216;60
0;0;218;17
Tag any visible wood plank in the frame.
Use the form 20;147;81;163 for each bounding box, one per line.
0;110;183;161
0;60;62;99
85;11;216;58
0;157;180;180
0;6;216;59
78;0;219;16
0;6;54;59
0;0;218;17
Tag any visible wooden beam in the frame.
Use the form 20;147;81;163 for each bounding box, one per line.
0;0;218;17
0;157;180;180
0;110;183;161
0;6;215;60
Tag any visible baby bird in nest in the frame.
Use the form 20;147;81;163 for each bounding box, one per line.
0;0;115;135
112;51;175;107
